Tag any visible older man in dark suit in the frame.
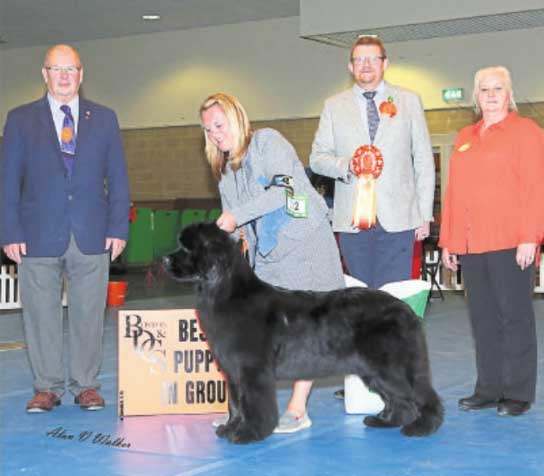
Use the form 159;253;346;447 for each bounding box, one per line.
1;44;130;412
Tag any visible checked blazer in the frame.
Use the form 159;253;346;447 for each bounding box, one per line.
310;83;435;233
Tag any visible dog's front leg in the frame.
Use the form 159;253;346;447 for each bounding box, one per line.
216;377;242;439
226;367;278;444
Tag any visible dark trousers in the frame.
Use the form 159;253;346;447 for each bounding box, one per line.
460;249;537;402
338;221;415;289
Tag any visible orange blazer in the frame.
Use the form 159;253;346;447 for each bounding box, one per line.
439;112;544;255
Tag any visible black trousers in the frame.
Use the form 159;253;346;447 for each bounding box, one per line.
460;249;537;402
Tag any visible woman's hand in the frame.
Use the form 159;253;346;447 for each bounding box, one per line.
516;243;536;270
441;247;458;272
216;211;237;233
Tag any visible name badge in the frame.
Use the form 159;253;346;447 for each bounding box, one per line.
286;191;308;218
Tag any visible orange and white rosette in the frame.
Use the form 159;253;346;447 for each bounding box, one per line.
351;145;384;229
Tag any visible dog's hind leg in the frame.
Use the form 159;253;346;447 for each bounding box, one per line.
364;368;443;436
400;377;444;437
361;372;418;430
364;403;418;428
365;398;418;429
400;337;444;436
226;367;278;444
357;376;397;428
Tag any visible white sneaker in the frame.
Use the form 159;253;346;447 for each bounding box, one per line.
273;411;312;434
212;413;229;428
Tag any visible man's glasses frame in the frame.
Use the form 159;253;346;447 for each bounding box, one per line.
351;56;385;65
44;65;81;74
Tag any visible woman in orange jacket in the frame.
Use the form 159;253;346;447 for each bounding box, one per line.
440;65;544;417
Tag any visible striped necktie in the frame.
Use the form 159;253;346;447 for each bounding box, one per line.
363;91;379;143
60;105;76;177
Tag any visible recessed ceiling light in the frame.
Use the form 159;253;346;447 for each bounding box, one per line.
142;15;161;21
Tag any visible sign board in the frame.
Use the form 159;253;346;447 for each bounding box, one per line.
442;88;464;102
118;309;228;417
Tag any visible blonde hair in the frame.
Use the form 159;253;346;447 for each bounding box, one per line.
199;92;252;180
472;66;517;115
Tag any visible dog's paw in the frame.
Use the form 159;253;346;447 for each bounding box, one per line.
227;427;266;445
400;416;441;437
363;415;399;428
215;425;229;438
216;423;237;439
401;422;428;437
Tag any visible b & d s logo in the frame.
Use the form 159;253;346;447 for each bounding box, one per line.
124;313;167;372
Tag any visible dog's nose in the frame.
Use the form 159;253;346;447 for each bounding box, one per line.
162;255;171;268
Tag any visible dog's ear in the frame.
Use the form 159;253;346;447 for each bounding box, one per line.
179;223;207;251
179;220;222;249
191;223;239;273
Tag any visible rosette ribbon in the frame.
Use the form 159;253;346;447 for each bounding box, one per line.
351;145;384;229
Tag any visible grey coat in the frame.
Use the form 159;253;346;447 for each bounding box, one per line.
218;128;344;291
310;83;435;233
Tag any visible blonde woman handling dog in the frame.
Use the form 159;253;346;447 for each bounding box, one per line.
200;92;345;433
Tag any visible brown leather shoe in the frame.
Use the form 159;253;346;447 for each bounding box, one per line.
26;392;61;413
74;389;105;410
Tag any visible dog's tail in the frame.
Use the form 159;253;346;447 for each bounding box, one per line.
402;379;444;437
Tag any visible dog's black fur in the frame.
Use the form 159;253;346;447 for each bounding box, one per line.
164;223;444;444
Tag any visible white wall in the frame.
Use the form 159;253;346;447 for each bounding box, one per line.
2;16;544;129
1;18;348;128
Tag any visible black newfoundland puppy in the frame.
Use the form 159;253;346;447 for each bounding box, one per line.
164;223;443;444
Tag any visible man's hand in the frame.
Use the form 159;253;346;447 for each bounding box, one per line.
3;243;26;264
216;211;237;233
105;238;126;262
415;222;430;241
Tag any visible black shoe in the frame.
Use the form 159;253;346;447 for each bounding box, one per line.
458;394;499;411
497;399;530;417
334;389;344;400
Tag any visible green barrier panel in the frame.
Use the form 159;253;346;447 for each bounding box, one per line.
181;209;208;229
180;208;222;229
207;208;221;222
153;209;181;258
123;207;154;265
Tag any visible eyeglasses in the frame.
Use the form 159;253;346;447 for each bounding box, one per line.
44;65;81;74
352;56;385;65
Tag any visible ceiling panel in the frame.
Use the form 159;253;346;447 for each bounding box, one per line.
303;9;544;48
0;0;300;49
